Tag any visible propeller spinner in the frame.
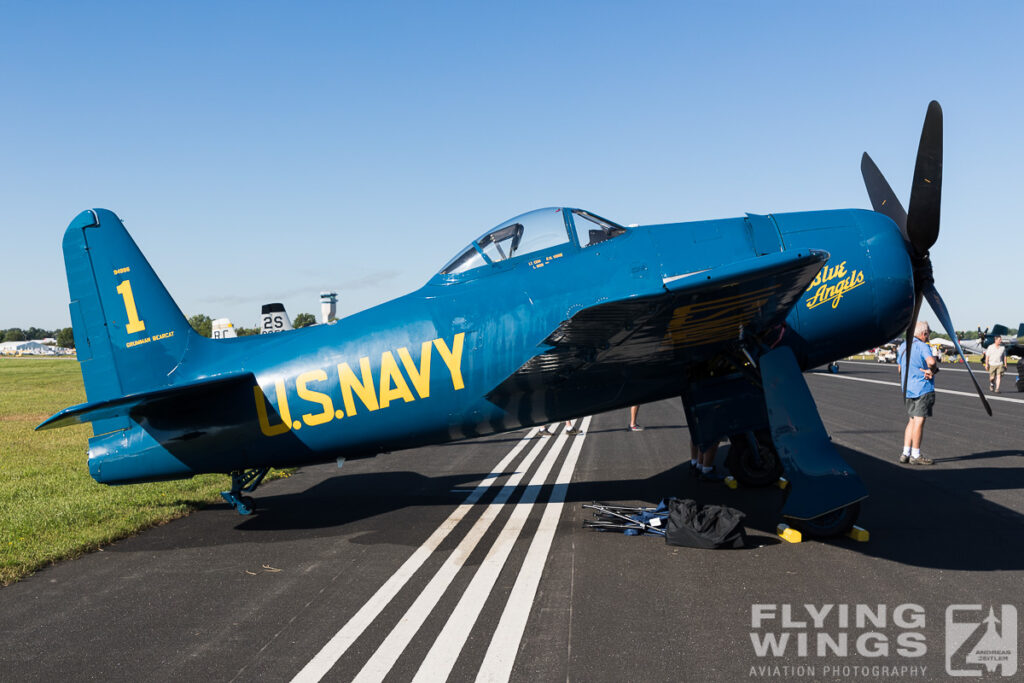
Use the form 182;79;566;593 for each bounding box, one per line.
861;101;992;416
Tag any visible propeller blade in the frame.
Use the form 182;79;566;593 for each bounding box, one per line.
860;152;908;239
922;283;993;416
906;101;943;254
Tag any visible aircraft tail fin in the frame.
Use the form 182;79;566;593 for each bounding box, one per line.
1017;323;1024;339
212;317;237;338
992;323;1010;337
63;209;201;431
260;302;293;333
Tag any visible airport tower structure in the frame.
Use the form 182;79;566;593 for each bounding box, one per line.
321;291;338;324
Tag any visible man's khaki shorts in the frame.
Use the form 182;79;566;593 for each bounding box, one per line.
988;364;1005;379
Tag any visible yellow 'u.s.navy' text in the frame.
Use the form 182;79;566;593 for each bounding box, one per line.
254;333;466;437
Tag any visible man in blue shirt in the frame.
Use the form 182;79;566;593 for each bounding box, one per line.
896;320;939;465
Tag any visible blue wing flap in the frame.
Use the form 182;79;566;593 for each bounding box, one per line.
36;371;256;431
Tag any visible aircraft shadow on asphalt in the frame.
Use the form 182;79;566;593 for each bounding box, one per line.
142;455;787;551
215;460;790;553
108;442;1024;572
443;427;678;443
839;445;1024;571
245;445;1024;572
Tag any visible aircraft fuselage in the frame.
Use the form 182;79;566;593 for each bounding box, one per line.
83;208;913;484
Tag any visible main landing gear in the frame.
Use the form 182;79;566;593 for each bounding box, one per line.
725;429;861;539
726;430;783;488
221;467;270;515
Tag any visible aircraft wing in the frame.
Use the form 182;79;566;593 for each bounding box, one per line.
36;371;256;430
488;249;828;398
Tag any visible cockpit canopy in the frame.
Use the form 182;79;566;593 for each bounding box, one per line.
439;207;627;276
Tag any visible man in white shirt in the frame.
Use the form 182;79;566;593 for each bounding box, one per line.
983;336;1008;392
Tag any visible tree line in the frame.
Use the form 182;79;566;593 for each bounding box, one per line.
1;327;75;347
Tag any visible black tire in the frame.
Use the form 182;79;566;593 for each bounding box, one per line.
828;362;840;374
726;431;783;487
786;502;860;538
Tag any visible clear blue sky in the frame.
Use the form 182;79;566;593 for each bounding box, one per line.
2;2;1020;333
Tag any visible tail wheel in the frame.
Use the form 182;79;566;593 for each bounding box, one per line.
726;431;783;487
786;502;860;539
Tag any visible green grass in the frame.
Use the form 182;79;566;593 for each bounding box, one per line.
0;357;288;585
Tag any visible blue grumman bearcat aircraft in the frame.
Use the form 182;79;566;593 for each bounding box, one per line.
38;101;991;537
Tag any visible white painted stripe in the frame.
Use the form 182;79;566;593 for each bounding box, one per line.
291;427;541;683
476;415;592;683
835;359;1002;375
412;422;584;682
809;371;1024;405
351;426;565;683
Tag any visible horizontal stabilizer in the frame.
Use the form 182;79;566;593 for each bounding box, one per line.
36;371;255;431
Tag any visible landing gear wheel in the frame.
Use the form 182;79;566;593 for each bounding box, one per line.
828;362;840;374
786;502;860;539
236;497;254;516
220;491;255;515
726;431;783;487
221;468;269;515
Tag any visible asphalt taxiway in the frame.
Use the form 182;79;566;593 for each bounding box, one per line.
2;361;1022;682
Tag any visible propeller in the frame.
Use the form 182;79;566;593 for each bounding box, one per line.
860;152;909;247
861;101;992;416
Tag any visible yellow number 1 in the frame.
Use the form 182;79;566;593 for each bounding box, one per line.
115;280;146;334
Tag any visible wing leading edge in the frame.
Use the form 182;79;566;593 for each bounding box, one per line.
487;249;829;399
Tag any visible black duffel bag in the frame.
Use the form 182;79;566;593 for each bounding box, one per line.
664;497;747;549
